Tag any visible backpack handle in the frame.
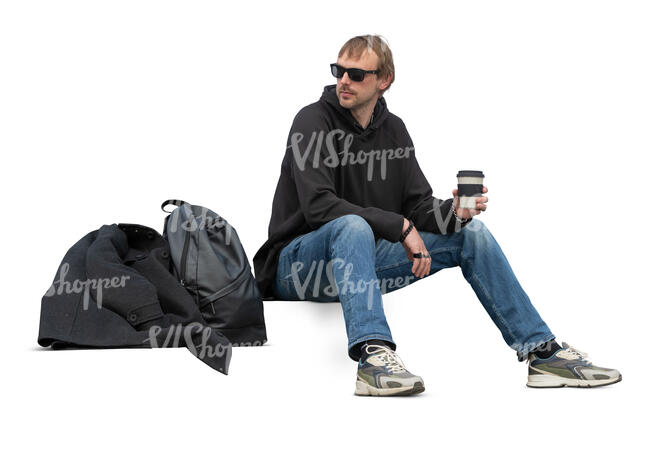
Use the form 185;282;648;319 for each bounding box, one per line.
161;199;188;213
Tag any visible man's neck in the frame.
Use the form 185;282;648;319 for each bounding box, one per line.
350;98;378;129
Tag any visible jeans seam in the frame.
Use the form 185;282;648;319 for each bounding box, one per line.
465;254;517;344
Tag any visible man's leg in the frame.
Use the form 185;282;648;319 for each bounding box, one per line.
273;214;426;396
375;218;622;388
374;218;555;361
273;214;395;359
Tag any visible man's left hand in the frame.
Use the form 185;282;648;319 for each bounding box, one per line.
452;186;488;220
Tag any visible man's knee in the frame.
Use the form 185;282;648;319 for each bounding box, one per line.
463;217;485;232
460;218;492;246
328;214;374;240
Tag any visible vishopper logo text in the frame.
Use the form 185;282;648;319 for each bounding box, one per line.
280;222;485;307
289;129;414;181
165;206;234;245
426;197;483;234
44;262;130;310
286;257;416;309
143;322;232;360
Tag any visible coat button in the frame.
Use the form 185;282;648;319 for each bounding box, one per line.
161;251;169;259
128;313;137;322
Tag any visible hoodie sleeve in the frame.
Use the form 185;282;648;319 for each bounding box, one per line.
288;107;405;242
400;128;472;235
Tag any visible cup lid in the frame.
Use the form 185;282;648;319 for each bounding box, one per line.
457;170;484;178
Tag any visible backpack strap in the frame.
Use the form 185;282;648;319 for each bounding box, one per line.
161;199;188;213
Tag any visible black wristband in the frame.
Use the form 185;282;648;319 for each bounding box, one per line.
399;219;414;242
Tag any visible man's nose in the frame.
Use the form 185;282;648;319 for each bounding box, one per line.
340;71;351;84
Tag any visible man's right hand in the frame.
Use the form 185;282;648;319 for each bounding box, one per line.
400;218;431;279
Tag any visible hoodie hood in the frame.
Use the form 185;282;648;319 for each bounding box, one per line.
320;84;390;133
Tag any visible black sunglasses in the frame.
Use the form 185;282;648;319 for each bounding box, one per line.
330;63;379;82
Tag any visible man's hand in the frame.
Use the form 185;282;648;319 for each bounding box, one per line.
452;186;489;220
400;218;431;279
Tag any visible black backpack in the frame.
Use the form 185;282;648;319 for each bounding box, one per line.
162;199;267;346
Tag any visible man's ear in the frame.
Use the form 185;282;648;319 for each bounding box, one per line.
378;73;393;92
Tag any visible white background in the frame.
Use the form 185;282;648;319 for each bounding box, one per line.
2;1;648;449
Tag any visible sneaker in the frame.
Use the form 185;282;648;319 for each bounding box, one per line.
527;341;622;388
354;344;425;396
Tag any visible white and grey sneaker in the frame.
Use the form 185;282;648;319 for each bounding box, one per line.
527;342;622;388
355;344;425;396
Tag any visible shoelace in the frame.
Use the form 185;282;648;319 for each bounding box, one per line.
561;342;592;364
364;345;407;374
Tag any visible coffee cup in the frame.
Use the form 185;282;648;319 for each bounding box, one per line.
456;170;485;209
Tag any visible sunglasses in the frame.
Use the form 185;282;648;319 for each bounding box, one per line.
330;63;379;82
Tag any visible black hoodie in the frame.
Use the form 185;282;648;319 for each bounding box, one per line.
252;84;471;299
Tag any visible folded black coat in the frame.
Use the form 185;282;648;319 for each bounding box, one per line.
37;223;232;374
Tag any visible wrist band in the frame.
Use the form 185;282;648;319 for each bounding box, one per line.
452;205;470;223
399;219;414;242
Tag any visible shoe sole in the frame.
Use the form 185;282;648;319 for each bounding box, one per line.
355;379;425;396
527;374;622;388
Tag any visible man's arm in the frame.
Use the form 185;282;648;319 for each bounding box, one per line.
288;107;406;242
400;129;471;234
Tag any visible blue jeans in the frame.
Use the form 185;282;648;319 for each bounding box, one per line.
273;214;554;361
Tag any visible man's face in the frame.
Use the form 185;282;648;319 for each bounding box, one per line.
335;49;386;111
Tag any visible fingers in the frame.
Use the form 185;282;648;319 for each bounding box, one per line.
412;258;424;278
411;250;431;278
411;252;421;277
404;229;432;279
411;252;422;277
453;187;489;216
453;190;488;206
411;259;420;277
421;253;431;278
474;196;488;211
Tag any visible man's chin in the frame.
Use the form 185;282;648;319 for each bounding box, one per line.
337;95;355;109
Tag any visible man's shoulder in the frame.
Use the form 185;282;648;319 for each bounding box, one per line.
383;111;408;130
292;100;331;128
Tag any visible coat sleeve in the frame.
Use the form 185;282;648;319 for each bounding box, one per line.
288;107;405;243
400;128;472;235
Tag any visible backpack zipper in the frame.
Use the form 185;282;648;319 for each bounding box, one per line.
198;266;250;310
179;226;191;286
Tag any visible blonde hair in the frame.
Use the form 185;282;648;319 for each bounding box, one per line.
338;35;395;95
